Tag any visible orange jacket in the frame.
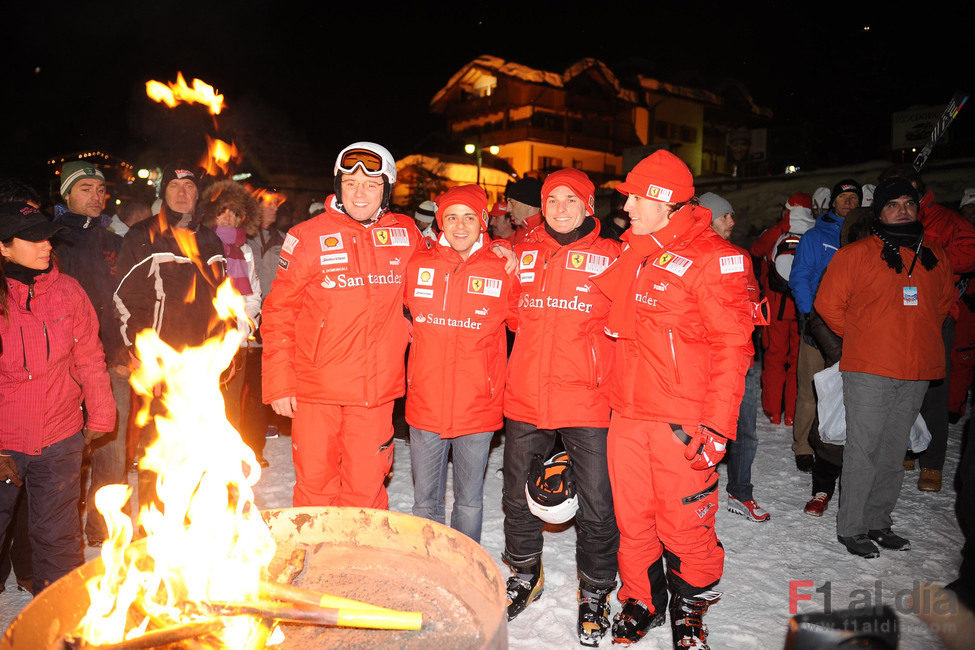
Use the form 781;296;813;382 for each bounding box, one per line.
403;236;515;437
814;234;954;381
261;196;424;406
505;220;621;428
510;213;544;246
591;205;754;439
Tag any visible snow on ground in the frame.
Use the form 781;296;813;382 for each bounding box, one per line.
2;396;965;648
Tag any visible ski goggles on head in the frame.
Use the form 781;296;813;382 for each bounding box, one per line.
336;148;385;176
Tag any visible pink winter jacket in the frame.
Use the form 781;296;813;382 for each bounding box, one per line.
0;266;115;454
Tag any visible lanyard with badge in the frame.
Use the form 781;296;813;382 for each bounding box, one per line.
903;240;922;306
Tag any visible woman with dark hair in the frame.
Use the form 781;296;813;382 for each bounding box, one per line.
0;202;115;593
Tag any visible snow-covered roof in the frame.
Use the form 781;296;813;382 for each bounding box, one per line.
430;55;769;116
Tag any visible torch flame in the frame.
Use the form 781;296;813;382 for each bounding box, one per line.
146;72;225;115
201;135;240;177
252;187;287;210
77;279;275;648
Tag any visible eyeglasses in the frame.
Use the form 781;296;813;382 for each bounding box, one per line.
337;148;385;176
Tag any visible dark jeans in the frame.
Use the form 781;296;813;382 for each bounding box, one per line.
240;348;268;458
0;488;32;587
0;431;85;593
502;419;619;588
727;362;760;501
918;317;954;471
85;366;130;542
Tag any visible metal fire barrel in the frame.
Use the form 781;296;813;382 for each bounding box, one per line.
1;507;508;649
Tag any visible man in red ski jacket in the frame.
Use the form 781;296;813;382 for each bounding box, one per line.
592;151;752;648
261;142;424;509
403;184;514;543
501;169;621;646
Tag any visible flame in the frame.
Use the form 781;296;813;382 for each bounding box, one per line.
252;187;287;210
146;72;225;115
201;135;240;177
77;280;275;647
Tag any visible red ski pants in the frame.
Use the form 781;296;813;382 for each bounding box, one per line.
607;414;724;604
291;401;395;509
950;306;975;415
761;315;799;422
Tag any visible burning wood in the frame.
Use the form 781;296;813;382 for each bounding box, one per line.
146;72;225;115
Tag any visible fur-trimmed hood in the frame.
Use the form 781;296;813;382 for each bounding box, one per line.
200;180;261;237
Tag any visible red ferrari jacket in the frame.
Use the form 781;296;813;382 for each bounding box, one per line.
403;236;515;437
505;220;621;428
261;197;424;407
510;214;544;246
919;189;975;276
591;205;754;439
1;266;115;454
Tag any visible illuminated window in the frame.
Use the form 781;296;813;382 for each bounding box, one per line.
539;156;563;170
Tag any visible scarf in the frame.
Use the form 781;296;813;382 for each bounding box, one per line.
870;221;938;275
215;226;253;295
544;216;596;246
3;261;50;286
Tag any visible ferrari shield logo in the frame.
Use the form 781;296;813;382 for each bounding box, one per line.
570;253;585;269
658;252;674;266
470;277;484;293
375;229;389;245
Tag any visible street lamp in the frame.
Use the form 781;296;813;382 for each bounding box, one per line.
464;143;500;186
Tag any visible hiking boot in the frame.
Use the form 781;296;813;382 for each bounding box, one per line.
795;454;814;473
578;580;613;647
506;563;543;621
868;528;911;551
669;590;720;649
838;534;880;558
727;496;770;522
611;597;665;644
903;459;916;471
803;492;829;517
918;468;942;492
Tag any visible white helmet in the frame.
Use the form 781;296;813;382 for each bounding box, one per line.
334;141;397;184
525;451;578;524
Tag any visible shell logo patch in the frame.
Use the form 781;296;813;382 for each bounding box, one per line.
320;233;343;250
646;185;674;202
520;251;538;269
417;267;435;287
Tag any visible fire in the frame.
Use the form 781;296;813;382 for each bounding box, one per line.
252;187;287;210
77;280;275;648
201;135;240;177
146;72;225;115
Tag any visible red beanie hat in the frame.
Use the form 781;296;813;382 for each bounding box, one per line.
785;192;812;210
488;201;508;217
542;168;596;216
435;184;489;230
616;150;694;203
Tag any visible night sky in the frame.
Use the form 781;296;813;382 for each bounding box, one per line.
3;1;972;184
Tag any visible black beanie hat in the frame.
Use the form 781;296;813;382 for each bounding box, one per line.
160;163;203;196
871;177;920;217
830;178;862;208
505;177;543;208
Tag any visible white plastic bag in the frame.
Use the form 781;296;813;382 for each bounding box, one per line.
814;363;931;453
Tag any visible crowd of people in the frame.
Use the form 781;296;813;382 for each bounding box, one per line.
0;143;973;649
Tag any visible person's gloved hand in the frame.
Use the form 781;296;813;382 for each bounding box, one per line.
682;426;728;470
83;428;111;445
0;453;23;487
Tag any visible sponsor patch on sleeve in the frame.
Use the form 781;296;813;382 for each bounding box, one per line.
277;257;290;270
652;251;693;277
520;250;538;269
719;254;745;274
468;276;502;297
566;251;610;274
282;233;299;255
320;233;344;250
417;267;435;286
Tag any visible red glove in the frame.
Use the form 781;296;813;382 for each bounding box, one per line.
683;426;728;470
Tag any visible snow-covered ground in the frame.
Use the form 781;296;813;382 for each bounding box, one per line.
2;395;965;648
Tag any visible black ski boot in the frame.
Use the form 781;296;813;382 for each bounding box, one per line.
577;580;613;646
669;590;720;649
611;598;666;644
506;562;543;621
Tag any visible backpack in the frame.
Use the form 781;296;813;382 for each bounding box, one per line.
768;232;802;294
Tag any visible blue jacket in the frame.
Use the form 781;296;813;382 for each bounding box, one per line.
789;211;844;314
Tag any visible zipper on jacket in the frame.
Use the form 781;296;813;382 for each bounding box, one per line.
313;318;326;362
668;328;681;384
25;284;34;312
442;272;450;311
42;322;49;360
590;340;601;388
19;328;31;380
